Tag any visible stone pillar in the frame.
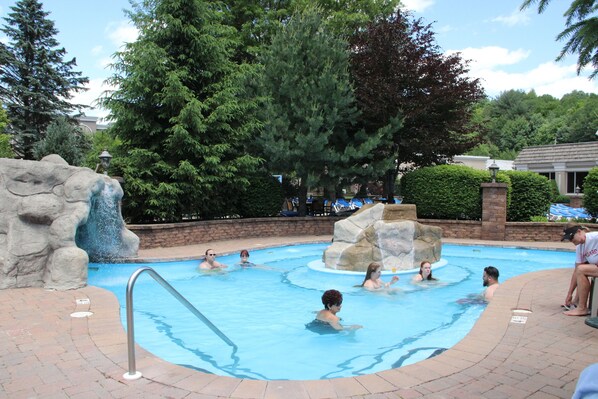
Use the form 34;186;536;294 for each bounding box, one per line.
481;182;508;241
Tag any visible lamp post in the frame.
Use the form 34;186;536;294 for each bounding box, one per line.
575;185;581;194
488;161;499;183
98;149;112;175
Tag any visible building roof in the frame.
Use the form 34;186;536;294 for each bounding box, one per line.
514;142;598;166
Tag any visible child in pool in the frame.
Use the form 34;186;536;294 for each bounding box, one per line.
412;260;438;283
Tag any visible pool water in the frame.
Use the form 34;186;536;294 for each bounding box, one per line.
88;243;573;380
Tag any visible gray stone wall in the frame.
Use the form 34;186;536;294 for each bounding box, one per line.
0;155;138;290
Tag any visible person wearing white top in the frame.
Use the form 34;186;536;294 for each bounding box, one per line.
562;225;598;316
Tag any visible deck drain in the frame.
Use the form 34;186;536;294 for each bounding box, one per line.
76;298;90;305
70;311;93;318
510;315;528;324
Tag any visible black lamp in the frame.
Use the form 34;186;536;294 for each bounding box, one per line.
99;149;113;175
488;161;499;183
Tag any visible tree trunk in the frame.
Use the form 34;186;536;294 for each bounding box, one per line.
383;169;397;204
297;184;308;216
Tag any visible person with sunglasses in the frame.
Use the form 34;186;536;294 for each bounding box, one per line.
198;249;228;270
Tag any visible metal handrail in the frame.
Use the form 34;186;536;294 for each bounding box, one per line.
123;266;237;380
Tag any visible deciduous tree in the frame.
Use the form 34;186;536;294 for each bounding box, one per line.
0;0;88;159
349;10;485;201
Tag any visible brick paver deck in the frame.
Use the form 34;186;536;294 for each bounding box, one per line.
1;237;596;398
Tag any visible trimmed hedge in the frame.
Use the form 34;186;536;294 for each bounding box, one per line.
583;167;598;218
238;174;285;218
503;171;551;221
401;165;510;220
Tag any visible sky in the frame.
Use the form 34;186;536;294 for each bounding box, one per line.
1;0;597;120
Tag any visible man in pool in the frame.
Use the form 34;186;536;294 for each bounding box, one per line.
198;249;227;270
483;266;500;301
315;289;362;331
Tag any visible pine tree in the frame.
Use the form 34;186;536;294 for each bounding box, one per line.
100;0;261;222
0;0;89;159
256;6;392;215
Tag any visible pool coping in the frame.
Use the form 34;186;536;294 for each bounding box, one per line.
1;237;596;398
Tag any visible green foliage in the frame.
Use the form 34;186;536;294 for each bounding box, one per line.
0;105;8;133
32;117;91;166
553;194;571;203
0;134;15;158
476;90;598;157
401;165;510;220
238;174;285;218
101;0;261;222
503;171;551;221
548;179;559;200
82;130;123;171
0;0;88;159
583;167;598;217
256;6;390;215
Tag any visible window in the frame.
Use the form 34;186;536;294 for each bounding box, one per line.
567;172;588;193
538;172;555;180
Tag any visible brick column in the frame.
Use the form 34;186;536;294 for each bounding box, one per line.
481;182;508;241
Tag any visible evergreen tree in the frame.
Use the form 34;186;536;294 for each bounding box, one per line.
32;116;91;166
100;0;261;222
0;0;88;159
256;6;391;215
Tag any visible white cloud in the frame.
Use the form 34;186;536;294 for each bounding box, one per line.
70;78;117;119
446;46;598;98
491;8;531;26
91;45;103;56
447;46;530;70
106;20;138;48
400;0;435;13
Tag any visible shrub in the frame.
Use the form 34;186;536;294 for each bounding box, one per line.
0;134;14;158
583;167;598;218
401;164;510;220
238;174;285;218
553;194;571;204
504;171;551;221
548;179;560;201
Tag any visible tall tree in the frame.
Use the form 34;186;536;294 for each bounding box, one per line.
256;6;391;215
224;0;400;62
100;0;261;222
0;0;88;159
521;0;598;78
349;10;485;201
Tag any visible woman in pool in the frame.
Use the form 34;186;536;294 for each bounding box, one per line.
238;249;255;267
412;260;438;283
361;262;399;290
315;289;362;331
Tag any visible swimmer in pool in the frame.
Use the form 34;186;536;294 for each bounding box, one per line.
412;260;438;283
315;289;362;331
198;249;227;270
361;262;399;290
238;249;255;267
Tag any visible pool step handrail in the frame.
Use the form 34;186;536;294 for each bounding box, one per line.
123;266;238;380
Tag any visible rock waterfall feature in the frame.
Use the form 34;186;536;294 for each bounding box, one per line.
323;203;441;271
0;155;139;290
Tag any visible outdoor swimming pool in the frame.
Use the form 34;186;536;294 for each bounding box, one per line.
88;243;573;380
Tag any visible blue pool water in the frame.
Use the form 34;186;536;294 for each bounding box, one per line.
88;243;573;380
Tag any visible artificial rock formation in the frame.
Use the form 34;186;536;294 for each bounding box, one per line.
0;155;139;290
323;203;441;271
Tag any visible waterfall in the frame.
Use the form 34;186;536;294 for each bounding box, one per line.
75;184;125;262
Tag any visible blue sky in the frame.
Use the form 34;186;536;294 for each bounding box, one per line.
1;0;597;120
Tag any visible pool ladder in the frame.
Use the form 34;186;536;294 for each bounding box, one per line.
123;266;238;380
